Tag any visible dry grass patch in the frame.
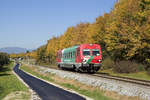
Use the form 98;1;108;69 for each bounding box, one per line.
2;91;30;100
104;91;143;100
50;74;144;100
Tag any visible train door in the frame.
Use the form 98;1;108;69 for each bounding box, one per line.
75;48;81;63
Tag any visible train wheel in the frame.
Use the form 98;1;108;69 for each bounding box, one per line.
88;70;96;74
74;67;78;72
58;64;64;70
57;64;60;69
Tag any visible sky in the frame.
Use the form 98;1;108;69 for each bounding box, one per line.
0;0;117;49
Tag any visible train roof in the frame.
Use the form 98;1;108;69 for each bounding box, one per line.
62;44;100;53
63;45;79;52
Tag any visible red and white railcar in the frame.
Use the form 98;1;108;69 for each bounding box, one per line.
56;44;102;73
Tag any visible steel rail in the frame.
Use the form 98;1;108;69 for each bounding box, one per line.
26;64;150;87
92;73;150;86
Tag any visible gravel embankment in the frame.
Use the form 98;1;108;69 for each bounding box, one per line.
32;65;150;100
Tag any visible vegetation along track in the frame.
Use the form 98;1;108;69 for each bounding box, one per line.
91;73;150;87
26;64;150;87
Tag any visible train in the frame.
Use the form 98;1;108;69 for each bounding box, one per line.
56;44;102;73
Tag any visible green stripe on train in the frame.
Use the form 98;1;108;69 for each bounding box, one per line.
86;56;94;64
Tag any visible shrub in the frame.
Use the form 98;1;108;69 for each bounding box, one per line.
113;60;140;73
147;68;150;76
102;57;115;70
137;64;145;71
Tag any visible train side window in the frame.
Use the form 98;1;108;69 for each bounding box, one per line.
73;51;76;57
65;53;67;58
69;52;71;58
66;54;67;58
67;53;69;58
71;52;72;58
66;53;67;58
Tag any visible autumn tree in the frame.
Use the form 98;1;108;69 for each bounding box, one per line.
36;45;47;64
26;0;150;70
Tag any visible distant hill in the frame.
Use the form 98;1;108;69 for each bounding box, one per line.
0;47;32;54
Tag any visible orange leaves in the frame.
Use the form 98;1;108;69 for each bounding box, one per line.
24;0;150;67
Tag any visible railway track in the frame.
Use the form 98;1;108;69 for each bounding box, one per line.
49;66;150;87
23;63;150;87
47;66;150;87
92;73;150;87
22;63;150;100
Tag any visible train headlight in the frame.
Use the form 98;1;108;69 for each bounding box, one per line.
82;59;86;62
98;60;101;62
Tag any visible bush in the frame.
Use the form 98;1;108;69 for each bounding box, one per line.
147;68;150;76
102;57;115;70
137;64;145;71
113;60;140;73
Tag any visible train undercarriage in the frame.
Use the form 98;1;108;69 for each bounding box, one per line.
58;63;101;73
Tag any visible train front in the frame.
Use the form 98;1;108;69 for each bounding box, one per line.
80;44;102;73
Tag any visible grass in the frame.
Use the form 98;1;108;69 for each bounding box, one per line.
98;69;150;81
60;83;113;100
20;64;115;100
20;64;144;100
0;62;30;100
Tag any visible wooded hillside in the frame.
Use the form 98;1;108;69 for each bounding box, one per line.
12;0;150;72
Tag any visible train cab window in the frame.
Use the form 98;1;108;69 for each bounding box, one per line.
92;49;100;56
83;49;90;56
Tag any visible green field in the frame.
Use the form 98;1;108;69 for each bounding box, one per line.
0;62;30;100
